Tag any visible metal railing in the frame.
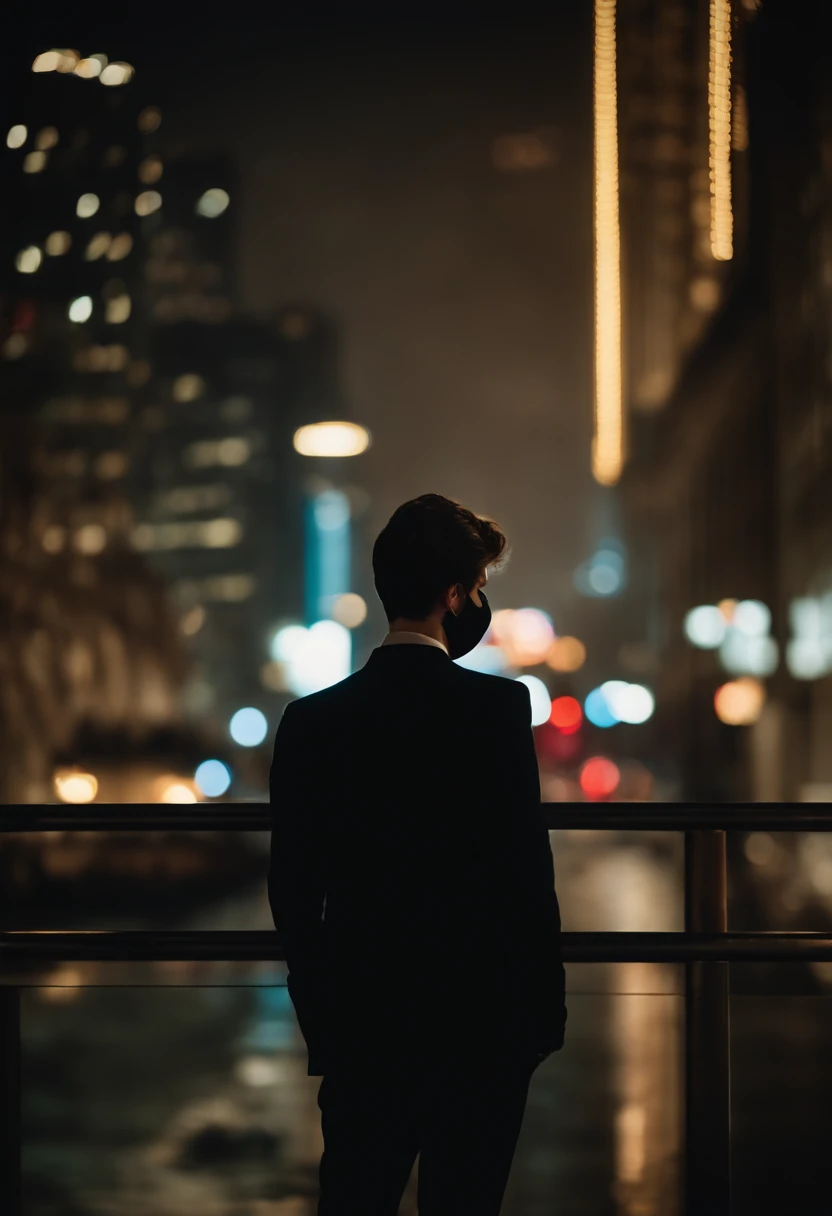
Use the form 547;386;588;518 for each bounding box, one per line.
2;801;832;1216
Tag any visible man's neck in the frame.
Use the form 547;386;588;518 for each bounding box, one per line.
387;615;448;648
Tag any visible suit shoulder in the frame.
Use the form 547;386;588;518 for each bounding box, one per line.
451;664;525;704
281;671;365;719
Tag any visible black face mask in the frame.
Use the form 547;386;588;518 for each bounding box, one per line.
442;589;492;660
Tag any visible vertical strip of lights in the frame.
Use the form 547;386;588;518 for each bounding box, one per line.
709;0;733;260
593;0;622;487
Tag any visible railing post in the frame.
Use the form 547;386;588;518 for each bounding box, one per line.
0;985;22;1215
684;829;731;1215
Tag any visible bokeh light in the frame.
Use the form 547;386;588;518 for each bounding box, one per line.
68;296;93;323
331;592;367;628
733;600;771;637
15;246;42;274
6;124;27;149
159;780;198;804
580;756;621;800
602;681;655;724
684;605;726;648
546;635;586;672
76;193;100;219
53;769;98;804
195;760;232;798
714;678;765;725
196;187;230;218
515;675;552;727
135;190;162;216
229;707;268;747
100;61;134;87
282;620;351;697
293;421;371;457
550;696;582;734
270;624;309;663
585;687;618;728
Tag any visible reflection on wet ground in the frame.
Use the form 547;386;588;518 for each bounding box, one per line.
17;833;832;1213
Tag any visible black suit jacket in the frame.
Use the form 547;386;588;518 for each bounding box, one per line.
268;641;566;1075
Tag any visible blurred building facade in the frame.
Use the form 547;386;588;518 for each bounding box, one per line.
0;51;195;802
619;0;832;800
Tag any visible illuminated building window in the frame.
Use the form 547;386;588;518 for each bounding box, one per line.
100;62;134;87
199;574;257;601
45;230;71;256
139;156;163;184
73;523;107;554
195;188;230;218
138;106;162;133
107;233;133;261
15;246;42;274
709;0;733;260
42;396;129;424
105;294;131;324
131;517;243;551
135;190;162;216
156;484;232;513
689;276;720;312
102;145;126;168
32;50;79;74
593;0;622;486
732;85;749;152
68;296;93;323
23;151;46;173
6;124;27;149
42;525;67;553
73;344;129;372
184;437;252;468
173;373;205;402
2;334;29;359
84;232;112;261
94;451;128;479
75;55;106;79
76;193;100;219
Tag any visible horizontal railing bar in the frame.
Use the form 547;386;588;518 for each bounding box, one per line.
2;802;832;833
2;931;832;964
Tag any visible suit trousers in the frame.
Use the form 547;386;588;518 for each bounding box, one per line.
316;1050;536;1215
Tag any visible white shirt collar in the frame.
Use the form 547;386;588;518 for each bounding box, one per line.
381;630;449;656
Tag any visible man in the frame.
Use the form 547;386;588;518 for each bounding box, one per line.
269;492;566;1215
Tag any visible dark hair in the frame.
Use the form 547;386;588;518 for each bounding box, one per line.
372;493;508;621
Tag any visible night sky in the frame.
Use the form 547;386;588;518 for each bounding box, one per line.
8;7;605;630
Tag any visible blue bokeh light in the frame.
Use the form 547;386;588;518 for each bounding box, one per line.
584;687;618;728
194;759;232;798
229;707;268;747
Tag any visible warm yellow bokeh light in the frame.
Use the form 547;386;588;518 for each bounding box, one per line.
160;781;198;804
332;592;368;629
293;421;371;457
714;678;764;726
53;769;98;804
709;0;733;260
593;0;622;486
546;636;587;673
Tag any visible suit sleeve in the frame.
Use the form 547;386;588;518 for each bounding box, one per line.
268;700;329;1064
504;681;567;1053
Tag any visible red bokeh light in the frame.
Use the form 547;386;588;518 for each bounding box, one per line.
579;756;620;800
550;695;582;734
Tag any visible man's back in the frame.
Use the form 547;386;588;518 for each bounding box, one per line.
269;641;566;1075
